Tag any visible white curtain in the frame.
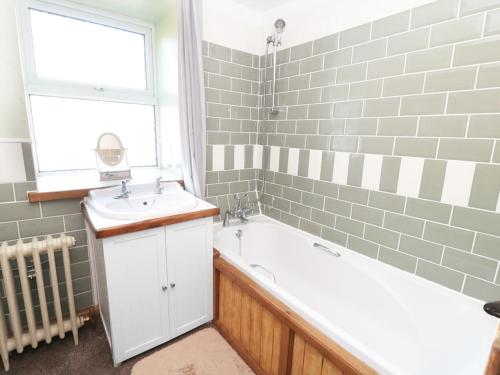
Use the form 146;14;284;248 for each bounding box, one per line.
177;0;206;198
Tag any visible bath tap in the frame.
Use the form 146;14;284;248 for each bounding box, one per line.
154;177;163;194
114;180;131;199
223;194;253;227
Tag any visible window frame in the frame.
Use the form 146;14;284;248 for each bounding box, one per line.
16;0;161;175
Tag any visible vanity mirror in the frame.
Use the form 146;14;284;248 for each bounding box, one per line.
95;132;131;180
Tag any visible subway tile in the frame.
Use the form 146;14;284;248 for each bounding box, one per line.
337;63;367;83
474;233;500;261
339;23;371;48
219;170;239;183
283;186;301;203
290;42;313;61
394;138;438;158
313;33;339;54
360;157;383;194
324;48;352;68
205;88;220;103
333;101;363;118
298;149;310;177
494;142;500;163
384;212;425;237
289;74;310;90
419;159;446;201
352;39;387;63
399;235;444;263
220;61;241;78
310;69;336;88
372;11;410;39
207;183;229;196
279;61;300;78
21;144;35;181
378;117;418;136
281;212;300;228
224;146;234;170
298;88;322;105
358;137;394;155
347;235;378;259
406;46;453;73
437;139;494;162
285;135;306;148
485;9;500;36
0;202;41;222
363;97;400;117
417;115;468;137
64;213;85;231
0;184;14;203
209;43;231;61
349;80;383;99
345;119;377;135
302;192;325;210
308;103;333;119
382;73;424;96
387;28;430;55
400;94;446;115
347;154;364;187
411;0;459;28
306;136;330;150
232;49;253;66
397;157;425;198
273;197;290;212
18;217;64;238
425;67;476;93
276;49;290;65
319;119;345;135
416;260;464;291
468;115;500;137
351;204;384;226
300;55;324;74
299;219;322;236
314;180;339;199
296;120;318;134
430;14;483;47
379;156;401;193
477;63;500;88
461;0;500;16
469;164;500;211
369;190;406;213
202;41;208;56
220;91;241;105
0;222;18;242
448;89;500;114
321;85;349;103
209;74;231;90
453;37;500;66
441;160;476;206
287;105;308;120
337;217;364;236
379;246;417;273
424;222;475;251
463;276;500;301
339;185;369;205
311;209;335;228
290;202;311;219
405;198;452;224
203;56;219;74
322;227;348;246
325;198;351;216
207;103;230;118
365;225;400;249
443;247;497;281
278;91;298;106
367;55;405;79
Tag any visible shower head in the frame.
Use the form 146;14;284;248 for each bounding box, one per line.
274;18;286;34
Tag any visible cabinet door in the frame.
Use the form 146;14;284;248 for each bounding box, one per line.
165;219;213;338
104;227;169;363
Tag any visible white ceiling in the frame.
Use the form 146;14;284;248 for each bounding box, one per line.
230;0;295;12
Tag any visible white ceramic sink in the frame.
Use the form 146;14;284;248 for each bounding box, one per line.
86;182;198;220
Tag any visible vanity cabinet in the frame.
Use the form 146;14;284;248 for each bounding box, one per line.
87;217;213;365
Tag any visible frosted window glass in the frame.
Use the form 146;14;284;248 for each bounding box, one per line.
30;96;157;172
30;9;147;90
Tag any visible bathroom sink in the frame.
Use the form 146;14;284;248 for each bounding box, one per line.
86;181;198;220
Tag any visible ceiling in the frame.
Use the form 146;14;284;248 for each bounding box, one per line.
68;0;175;22
230;0;295;12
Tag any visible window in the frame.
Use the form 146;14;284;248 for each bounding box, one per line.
17;0;159;173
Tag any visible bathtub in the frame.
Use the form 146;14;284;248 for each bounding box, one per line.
214;215;497;375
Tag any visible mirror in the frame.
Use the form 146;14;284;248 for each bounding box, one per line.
96;133;125;166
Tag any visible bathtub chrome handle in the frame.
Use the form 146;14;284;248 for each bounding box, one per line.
313;242;341;257
250;264;276;283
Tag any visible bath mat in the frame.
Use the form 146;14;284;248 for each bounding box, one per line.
130;327;255;375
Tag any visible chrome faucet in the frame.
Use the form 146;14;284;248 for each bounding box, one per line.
114;180;131;199
154;177;163;195
223;194;253;227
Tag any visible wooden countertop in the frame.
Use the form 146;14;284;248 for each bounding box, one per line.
83;202;220;239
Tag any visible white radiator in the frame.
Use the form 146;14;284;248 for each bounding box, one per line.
0;234;85;371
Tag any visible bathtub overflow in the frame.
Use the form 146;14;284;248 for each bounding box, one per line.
235;229;243;239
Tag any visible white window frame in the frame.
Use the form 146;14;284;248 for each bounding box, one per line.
16;0;161;175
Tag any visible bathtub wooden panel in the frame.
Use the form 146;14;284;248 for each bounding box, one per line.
213;255;377;375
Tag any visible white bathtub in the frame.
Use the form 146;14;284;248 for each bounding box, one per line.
214;215;497;375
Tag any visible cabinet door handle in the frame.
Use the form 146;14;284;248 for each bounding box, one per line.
170;282;176;288
161;285;167;291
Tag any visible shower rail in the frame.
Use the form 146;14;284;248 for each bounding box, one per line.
0;234;85;371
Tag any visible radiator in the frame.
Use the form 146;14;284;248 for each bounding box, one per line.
0;234;85;371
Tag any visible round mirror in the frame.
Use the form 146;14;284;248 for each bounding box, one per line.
96;133;125;166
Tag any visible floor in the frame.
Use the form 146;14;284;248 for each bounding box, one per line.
7;322;209;375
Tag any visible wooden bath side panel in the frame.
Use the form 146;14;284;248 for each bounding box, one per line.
217;273;284;375
291;333;343;375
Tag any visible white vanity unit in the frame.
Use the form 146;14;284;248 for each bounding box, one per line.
83;182;219;365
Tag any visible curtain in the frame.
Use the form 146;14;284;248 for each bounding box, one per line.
177;0;206;198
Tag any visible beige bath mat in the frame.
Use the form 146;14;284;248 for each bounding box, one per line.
131;327;255;375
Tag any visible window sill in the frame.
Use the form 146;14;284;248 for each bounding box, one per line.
28;167;183;203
